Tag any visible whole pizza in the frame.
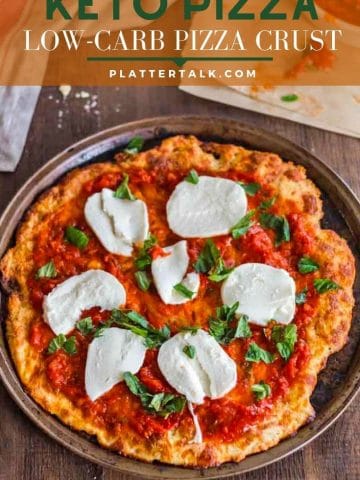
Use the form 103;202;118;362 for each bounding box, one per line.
0;135;355;467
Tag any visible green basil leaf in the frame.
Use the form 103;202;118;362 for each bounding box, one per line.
183;345;196;359
114;173;136;200
314;278;341;294
65;226;89;250
281;94;299;102
260;213;290;246
185;169;199;184
135;234;157;271
234;315;252;338
272;324;297;361
35;260;57;280
251;381;271;400
259;196;276;211
298;256;320;274
238;181;261;196
208;257;234;283
123;372;186;417
76;317;94;335
63;336;77;355
48;334;66;354
194;239;220;274
231;210;256;239
245;342;274;364
295;288;308;305
173;283;195;299
135;271;151;292
123;136;144;155
180;326;200;335
48;334;77;355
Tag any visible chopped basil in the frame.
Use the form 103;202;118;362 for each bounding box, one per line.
123;136;144;155
260;213;290;246
173;283;195;299
281;94;299;102
35;260;57;279
135;271;151;292
183;345;196;359
231;210;256;239
48;334;77;355
114;173;136;201
245;342;274;364
194;239;220;274
135;234;157;270
123;372;186;417
65;226;89;250
259;196;276;211
93;321;111;338
209;303;252;345
298;256;320;274
238;181;261;196
251;381;271;400
272;324;297;361
295;288;308;305
194;239;233;282
110;309;170;348
185;169;199;184
76;317;94;335
314;278;341;294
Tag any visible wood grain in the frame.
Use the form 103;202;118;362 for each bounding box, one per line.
0;86;359;480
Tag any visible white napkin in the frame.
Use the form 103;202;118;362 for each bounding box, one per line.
0;87;41;172
179;85;360;139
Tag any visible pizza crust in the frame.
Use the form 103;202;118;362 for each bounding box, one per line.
0;136;355;467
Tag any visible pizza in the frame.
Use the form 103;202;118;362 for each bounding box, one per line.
0;135;355;467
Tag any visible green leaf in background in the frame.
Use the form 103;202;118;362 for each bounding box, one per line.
295;288;308;305
65;226;89;250
231;210;256;239
260;213;290;246
124;136;144;155
185;169;199;184
245;342;274;364
173;283;195;299
298;256;320;274
135;271;151;292
238;181;261;196
114;173;136;200
183;345;196;359
35;260;57;279
123;372;186;417
314;278;341;294
251;381;271;400
281;94;299;102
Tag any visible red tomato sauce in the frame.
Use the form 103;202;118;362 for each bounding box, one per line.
28;167;317;443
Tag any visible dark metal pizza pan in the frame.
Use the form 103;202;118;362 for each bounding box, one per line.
0;116;359;479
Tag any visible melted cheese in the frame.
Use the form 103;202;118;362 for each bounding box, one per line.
85;327;147;401
157;329;237;404
188;402;203;444
166;176;247;238
43;270;126;335
221;263;296;326
151;240;200;305
84;188;149;256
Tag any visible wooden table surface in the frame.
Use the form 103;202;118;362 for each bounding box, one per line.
0;86;359;480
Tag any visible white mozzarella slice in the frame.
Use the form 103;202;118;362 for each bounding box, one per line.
43;270;126;335
166;176;247;238
85;327;147;401
151;240;200;305
188;402;203;444
84;188;149;256
101;188;149;244
158;329;237;405
84;192;132;256
221;263;296;326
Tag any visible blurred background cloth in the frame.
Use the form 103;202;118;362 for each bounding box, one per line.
0;87;40;172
